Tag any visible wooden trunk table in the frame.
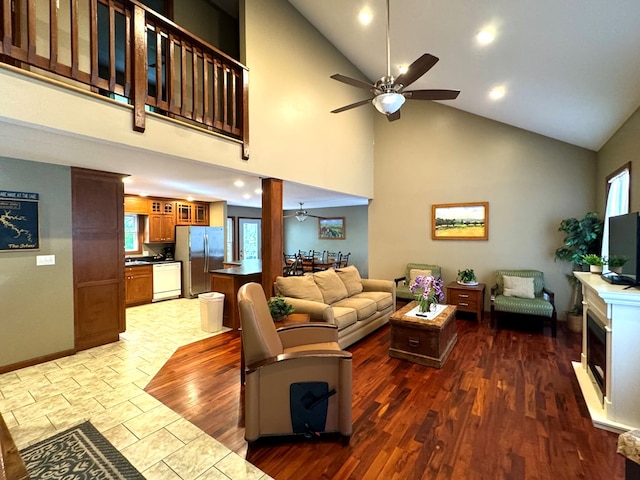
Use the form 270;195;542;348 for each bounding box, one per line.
389;302;457;368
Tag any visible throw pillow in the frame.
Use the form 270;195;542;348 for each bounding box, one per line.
313;269;349;304
503;275;535;299
335;265;364;296
275;275;323;303
409;269;432;285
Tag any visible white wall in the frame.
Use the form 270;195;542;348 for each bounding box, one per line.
369;100;598;315
242;0;375;199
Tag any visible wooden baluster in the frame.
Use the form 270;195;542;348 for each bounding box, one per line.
131;3;146;132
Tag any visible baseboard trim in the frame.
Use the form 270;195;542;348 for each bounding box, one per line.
0;348;76;374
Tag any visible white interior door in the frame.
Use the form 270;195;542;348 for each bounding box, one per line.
239;218;261;260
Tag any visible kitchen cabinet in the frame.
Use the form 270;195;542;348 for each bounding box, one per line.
125;265;153;306
146;198;176;243
124;195;149;214
149;199;174;215
147;214;176;242
176;201;209;225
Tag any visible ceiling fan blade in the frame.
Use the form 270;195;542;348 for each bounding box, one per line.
331;98;373;114
330;74;376;91
404;89;460;101
394;54;439;90
387;111;401;122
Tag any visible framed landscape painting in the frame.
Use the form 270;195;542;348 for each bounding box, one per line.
318;217;346;240
432;202;489;240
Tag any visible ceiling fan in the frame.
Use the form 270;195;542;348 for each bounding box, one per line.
330;0;460;122
284;202;325;222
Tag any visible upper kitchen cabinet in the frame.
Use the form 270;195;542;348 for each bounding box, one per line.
147;198;176;242
147;213;175;242
176;201;209;225
149;199;174;215
124;195;149;214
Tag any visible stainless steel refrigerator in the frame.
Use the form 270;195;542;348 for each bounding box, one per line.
175;226;224;298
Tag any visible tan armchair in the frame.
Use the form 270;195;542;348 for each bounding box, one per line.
238;282;353;442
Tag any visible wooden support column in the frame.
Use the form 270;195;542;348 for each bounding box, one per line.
261;178;283;295
132;5;146;132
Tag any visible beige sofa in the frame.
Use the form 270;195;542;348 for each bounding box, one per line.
274;266;396;348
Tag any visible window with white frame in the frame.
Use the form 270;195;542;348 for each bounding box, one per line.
602;163;631;271
124;214;140;253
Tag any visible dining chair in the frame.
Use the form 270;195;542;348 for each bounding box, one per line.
338;252;350;268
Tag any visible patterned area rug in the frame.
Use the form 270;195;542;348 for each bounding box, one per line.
20;421;144;479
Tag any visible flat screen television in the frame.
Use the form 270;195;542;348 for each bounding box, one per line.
605;212;640;286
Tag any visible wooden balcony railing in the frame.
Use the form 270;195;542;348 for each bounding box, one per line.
0;0;249;159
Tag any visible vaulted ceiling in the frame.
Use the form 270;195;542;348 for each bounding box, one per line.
288;0;640;151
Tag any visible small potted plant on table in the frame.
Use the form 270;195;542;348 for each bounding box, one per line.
607;255;628;274
457;268;478;285
582;254;605;273
268;295;295;322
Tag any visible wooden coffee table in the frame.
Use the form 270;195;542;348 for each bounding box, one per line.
389;302;457;368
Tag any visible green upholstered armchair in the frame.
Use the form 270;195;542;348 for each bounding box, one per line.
394;263;442;301
490;270;557;337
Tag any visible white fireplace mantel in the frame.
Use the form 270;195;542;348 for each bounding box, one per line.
573;272;640;433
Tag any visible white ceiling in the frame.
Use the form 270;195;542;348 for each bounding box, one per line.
288;0;640;151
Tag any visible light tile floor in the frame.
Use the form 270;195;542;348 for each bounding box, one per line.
0;298;271;480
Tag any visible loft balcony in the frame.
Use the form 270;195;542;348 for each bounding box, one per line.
0;0;249;159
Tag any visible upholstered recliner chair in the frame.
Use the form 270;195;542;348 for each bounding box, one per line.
490;269;557;337
394;263;442;300
237;282;353;442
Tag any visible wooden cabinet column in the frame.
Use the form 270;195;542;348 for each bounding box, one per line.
261;178;283;294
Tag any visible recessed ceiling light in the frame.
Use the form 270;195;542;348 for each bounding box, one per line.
233;180;244;187
242;193;251;199
187;196;194;202
358;8;372;26
489;86;506;100
139;192;148;197
476;29;495;46
254;188;263;195
122;177;132;184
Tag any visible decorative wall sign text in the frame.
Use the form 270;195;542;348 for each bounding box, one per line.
0;191;40;251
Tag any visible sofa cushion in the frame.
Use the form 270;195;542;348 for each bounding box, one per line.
335;265;364;296
275;275;323;303
331;306;358;330
313;269;349;304
333;297;377;321
503;275;535;299
353;291;393;311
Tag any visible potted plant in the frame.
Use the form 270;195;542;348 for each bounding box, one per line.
607;255;628;274
457;268;477;285
268;295;295;321
555;212;604;269
555;212;603;331
582;254;605;273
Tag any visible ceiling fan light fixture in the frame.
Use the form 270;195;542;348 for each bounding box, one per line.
295;213;308;222
372;92;406;115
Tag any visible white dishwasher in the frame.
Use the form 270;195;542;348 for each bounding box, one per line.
153;262;182;301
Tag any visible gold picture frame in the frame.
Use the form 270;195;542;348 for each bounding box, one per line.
318;217;346;240
432;202;489;240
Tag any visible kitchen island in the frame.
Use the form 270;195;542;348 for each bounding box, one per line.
210;260;262;330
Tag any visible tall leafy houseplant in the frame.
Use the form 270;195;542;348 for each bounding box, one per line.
554;212;604;331
555;212;604;268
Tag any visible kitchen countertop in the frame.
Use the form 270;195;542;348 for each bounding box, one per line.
210;259;261;276
125;257;180;266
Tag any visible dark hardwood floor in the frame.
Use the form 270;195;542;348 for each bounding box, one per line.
145;312;624;480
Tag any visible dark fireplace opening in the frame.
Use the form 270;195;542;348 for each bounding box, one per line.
587;312;607;404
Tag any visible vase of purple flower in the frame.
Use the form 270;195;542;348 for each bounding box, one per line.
409;275;445;313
